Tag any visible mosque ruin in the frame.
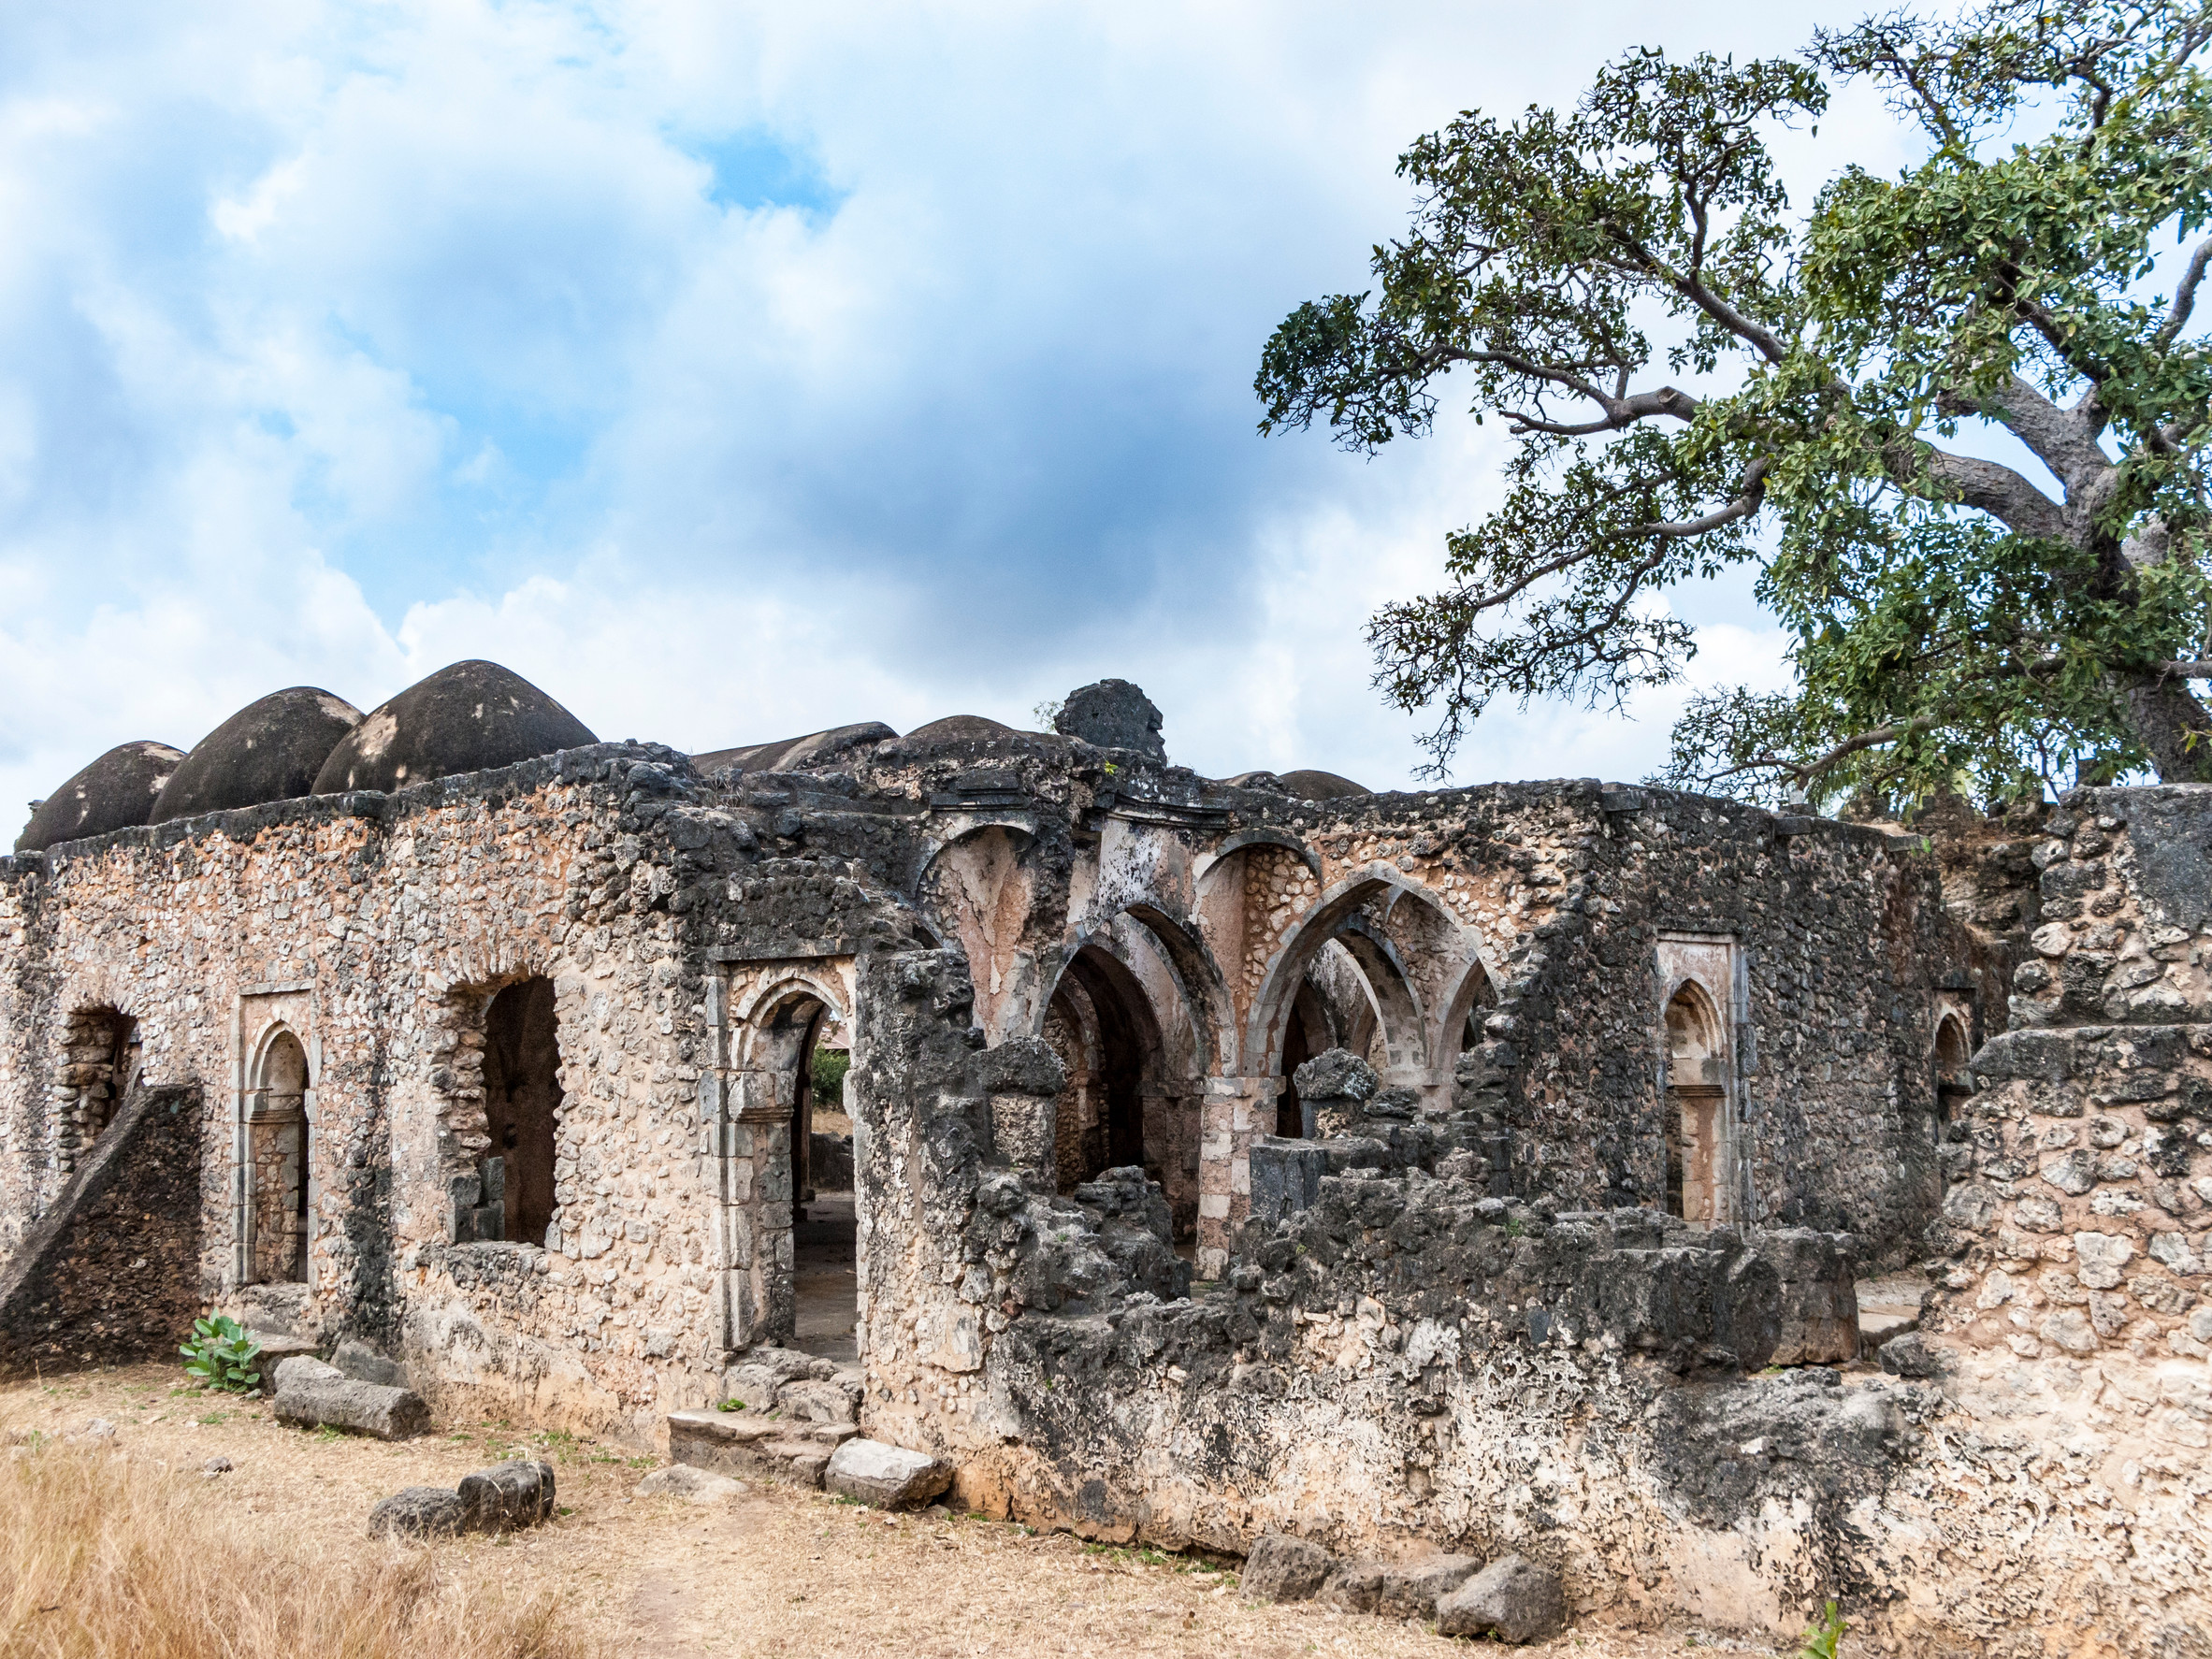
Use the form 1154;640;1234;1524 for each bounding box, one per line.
1;660;2206;1652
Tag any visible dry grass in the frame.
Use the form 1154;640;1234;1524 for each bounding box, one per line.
0;1367;1789;1659
0;1424;594;1659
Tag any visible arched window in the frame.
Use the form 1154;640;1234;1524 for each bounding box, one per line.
247;1030;310;1284
483;977;563;1248
1664;981;1729;1224
1932;1013;1973;1142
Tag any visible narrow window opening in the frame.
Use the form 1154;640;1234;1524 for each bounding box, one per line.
482;977;562;1247
1933;1014;1973;1142
1664;982;1728;1225
64;1008;139;1157
249;1030;310;1284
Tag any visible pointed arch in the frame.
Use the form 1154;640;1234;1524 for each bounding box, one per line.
246;1024;311;1284
1246;865;1496;1103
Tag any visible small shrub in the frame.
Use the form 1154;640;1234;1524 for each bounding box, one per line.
1797;1601;1847;1659
810;1048;850;1108
180;1315;263;1394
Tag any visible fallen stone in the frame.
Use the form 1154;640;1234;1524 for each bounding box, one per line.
635;1464;750;1503
1437;1553;1566;1644
1240;1533;1336;1603
1878;1332;1949;1378
201;1456;233;1479
823;1438;952;1509
73;1418;117;1443
273;1354;429;1440
457;1459;556;1532
368;1486;466;1539
1320;1560;1387;1612
1378;1554;1483;1619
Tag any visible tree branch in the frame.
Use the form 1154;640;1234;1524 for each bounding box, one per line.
1938;373;2113;491
2155;237;2212;352
1909;446;2070;541
1499;384;1699;436
2156;659;2212;679
1699;714;1942;785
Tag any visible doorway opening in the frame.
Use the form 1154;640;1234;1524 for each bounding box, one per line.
483;977;563;1247
752;986;856;1363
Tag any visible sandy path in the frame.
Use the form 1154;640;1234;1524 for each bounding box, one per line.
1;1365;1792;1659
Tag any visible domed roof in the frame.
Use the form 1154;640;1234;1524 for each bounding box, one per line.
1278;769;1370;801
152;687;363;823
693;721;897;777
16;741;187;853
311;660;597;796
903;714;1022;744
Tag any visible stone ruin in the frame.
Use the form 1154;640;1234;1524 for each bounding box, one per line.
0;660;2206;1652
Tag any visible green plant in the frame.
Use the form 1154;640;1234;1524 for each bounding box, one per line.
1260;2;2212;799
1797;1600;1847;1659
810;1048;850;1108
179;1315;262;1394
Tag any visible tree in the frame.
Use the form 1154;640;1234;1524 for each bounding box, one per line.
1257;0;2212;805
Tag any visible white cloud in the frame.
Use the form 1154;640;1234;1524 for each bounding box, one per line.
0;0;1916;836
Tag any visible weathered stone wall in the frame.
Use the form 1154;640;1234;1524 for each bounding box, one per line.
0;744;915;1438
0;1084;204;1375
852;947;2209;1657
1928;785;2211;1370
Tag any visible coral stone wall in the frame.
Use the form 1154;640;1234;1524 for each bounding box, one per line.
0;744;900;1438
1226;782;1973;1256
0;1085;204;1376
1929;785;2212;1370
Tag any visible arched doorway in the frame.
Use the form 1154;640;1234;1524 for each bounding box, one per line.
247;1030;310;1284
1664;981;1731;1224
1042;945;1158;1190
744;981;853;1360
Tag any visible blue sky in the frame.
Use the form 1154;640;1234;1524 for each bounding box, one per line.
0;1;1946;827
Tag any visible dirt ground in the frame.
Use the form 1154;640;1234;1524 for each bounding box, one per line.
1;1365;1798;1659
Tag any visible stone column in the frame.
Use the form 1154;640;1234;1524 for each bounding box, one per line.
732;1065;797;1347
974;1037;1064;1194
1196;1075;1271;1277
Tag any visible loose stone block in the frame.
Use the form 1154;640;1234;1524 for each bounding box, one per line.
1240;1533;1335;1603
457;1459;556;1532
368;1486;466;1539
822;1438;951;1509
1436;1554;1566;1644
273;1355;430;1441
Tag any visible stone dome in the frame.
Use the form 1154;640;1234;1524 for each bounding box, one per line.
902;714;1023;744
693;721;897;777
152;687;364;824
16;741;187;853
311;660;597;796
1277;769;1370;801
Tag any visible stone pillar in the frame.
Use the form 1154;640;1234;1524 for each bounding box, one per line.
1248;1135;1325;1231
974;1037;1064;1195
1196;1075;1271;1277
733;1066;797;1346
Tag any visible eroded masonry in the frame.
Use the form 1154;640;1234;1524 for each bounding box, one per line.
3;662;2207;1653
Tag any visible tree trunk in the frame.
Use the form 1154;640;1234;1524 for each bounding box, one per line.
2124;674;2212;784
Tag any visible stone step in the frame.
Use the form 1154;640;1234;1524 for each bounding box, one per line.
667;1408;857;1489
